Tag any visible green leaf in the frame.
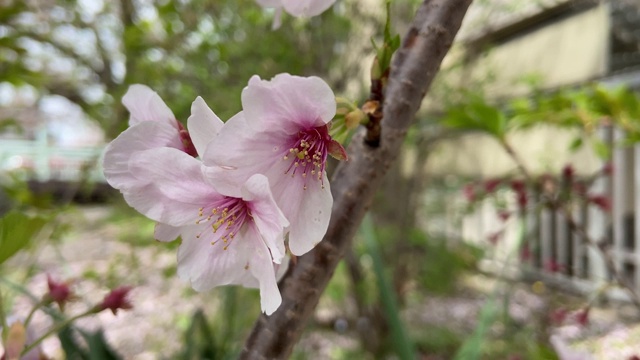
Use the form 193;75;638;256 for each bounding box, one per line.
591;139;610;160
0;211;46;265
442;100;506;138
568;137;583;152
80;329;122;360
361;214;415;360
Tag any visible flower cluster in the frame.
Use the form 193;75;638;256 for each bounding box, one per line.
103;74;346;315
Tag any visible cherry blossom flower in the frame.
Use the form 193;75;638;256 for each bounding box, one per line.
202;74;346;256
125;147;289;315
103;85;222;193
104;90;224;240
255;0;337;29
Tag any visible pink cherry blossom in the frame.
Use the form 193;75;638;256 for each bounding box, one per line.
124;147;289;315
104;91;223;240
202;74;346;256
103;85;222;193
255;0;336;29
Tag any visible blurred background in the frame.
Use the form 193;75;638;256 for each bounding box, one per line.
2;0;640;358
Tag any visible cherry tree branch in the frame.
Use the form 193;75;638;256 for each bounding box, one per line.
240;1;472;358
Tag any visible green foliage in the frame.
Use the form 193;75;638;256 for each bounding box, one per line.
176;310;228;360
440;84;640;160
413;325;462;357
443;95;508;139
410;231;483;295
361;214;415;360
0;211;46;266
371;2;401;80
454;296;498;360
173;288;260;359
58;327;123;360
0;0;353;138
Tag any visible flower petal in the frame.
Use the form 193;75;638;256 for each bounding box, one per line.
246;233;282;315
202;112;286;194
242;74;336;133
271;172;332;255
154;223;181;242
103;121;182;191
122;84;177;129
126;148;221;226
242;174;288;263
187;97;224;156
177;225;252;291
282;0;335;17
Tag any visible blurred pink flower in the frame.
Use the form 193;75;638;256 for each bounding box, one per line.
203;74;344;256
256;0;336;28
125;147;289;315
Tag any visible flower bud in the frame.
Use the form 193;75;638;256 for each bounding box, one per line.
484;178;501;194
550;308;568;325
46;275;73;311
335;97;358;116
344;109;366;130
575;307;589;326
463;183;476;203
561;164;575;183
97;286;133;315
588;195;611;212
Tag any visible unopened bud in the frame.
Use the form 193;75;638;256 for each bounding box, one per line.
550;308;568;325
46;275;73;311
562;164;574;182
344;109;366;129
335;97;357;116
588;195;611;212
575;308;590;326
97;286;133;315
370;57;382;81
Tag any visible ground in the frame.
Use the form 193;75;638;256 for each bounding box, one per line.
5;205;640;359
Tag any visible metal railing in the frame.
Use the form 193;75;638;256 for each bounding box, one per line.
461;127;640;299
0;138;105;183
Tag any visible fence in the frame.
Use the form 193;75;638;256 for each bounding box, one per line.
460;126;640;301
0;137;105;183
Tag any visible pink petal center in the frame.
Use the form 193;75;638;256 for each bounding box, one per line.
177;122;198;157
283;125;332;190
195;196;251;250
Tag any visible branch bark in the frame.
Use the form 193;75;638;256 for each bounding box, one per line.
240;1;472;358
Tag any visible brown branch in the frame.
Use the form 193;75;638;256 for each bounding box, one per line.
239;1;472;358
